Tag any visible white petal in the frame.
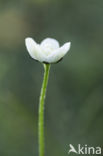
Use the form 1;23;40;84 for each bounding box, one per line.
46;42;71;63
25;37;46;62
40;38;59;50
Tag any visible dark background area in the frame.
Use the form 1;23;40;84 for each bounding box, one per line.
0;0;103;156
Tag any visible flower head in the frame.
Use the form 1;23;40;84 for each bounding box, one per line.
25;37;71;63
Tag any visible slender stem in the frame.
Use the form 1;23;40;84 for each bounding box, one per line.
38;63;50;156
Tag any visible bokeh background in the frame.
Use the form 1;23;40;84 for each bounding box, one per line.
0;0;103;156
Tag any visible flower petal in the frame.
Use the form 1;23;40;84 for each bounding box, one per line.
40;38;59;50
46;42;71;63
25;37;46;62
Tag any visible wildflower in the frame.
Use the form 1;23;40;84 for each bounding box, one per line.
25;37;71;63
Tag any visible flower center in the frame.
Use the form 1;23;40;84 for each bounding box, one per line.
41;43;56;56
40;38;59;56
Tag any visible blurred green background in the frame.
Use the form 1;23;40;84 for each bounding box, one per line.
0;0;103;156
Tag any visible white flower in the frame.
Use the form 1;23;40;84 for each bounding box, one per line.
25;37;71;63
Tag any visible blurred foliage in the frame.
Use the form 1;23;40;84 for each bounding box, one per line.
0;0;103;156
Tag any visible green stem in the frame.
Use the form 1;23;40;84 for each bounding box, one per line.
38;64;50;156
